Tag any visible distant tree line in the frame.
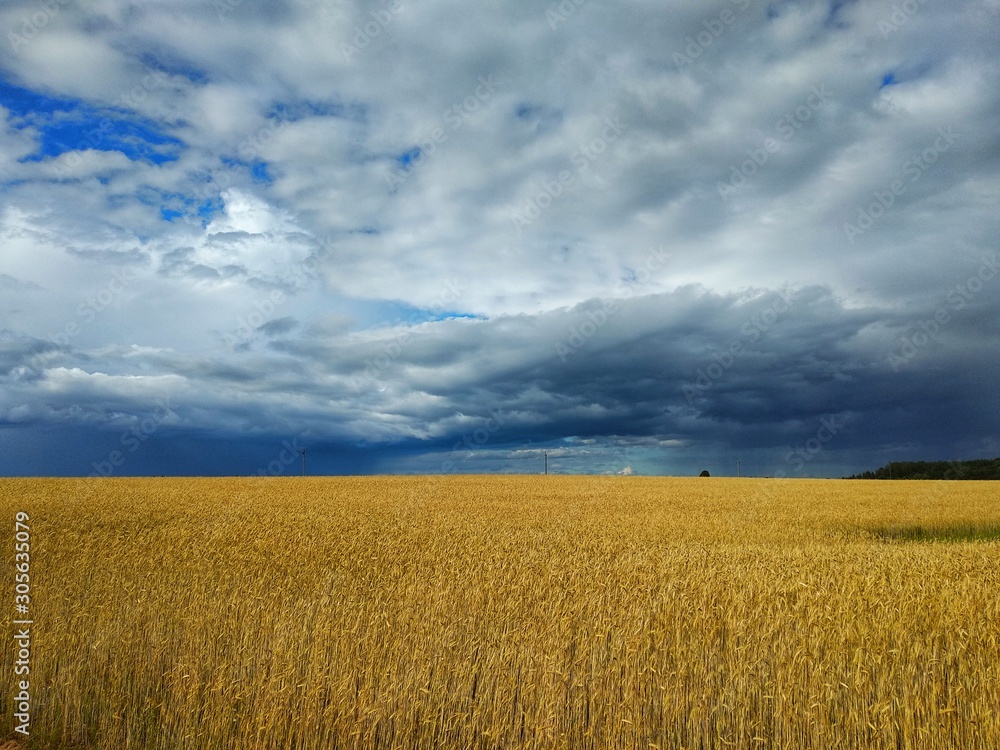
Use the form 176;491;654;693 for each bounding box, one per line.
846;458;1000;480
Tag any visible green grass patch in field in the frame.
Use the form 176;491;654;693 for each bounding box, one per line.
867;523;1000;543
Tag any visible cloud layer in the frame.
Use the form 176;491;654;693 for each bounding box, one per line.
2;0;999;476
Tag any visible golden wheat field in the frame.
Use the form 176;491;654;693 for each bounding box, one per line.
1;476;998;749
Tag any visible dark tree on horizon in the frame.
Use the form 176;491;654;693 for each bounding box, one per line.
846;458;1000;480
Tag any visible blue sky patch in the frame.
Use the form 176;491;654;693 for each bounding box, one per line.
144;187;223;225
136;54;209;85
396;148;422;170
333;298;485;332
1;77;183;165
430;311;484;322
514;103;563;133
0;78;76;118
197;198;223;221
383;302;484;327
825;0;858;25
220;157;275;185
269;99;367;124
251;161;273;183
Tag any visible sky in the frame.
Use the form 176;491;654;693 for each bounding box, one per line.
1;0;999;478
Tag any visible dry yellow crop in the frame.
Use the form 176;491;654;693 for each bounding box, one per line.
1;476;998;749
